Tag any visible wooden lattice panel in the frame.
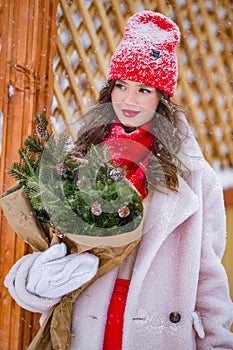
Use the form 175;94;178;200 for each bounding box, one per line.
53;0;233;169
173;0;233;169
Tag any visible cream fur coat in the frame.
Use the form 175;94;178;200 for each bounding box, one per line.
69;166;233;350
5;122;233;349
70;126;233;349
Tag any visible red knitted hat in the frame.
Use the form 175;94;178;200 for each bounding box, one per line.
108;11;180;97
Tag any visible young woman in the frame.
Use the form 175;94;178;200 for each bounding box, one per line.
4;11;233;350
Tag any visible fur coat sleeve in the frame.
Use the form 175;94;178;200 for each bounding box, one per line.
196;167;233;349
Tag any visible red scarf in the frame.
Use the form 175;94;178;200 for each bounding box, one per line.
103;122;155;198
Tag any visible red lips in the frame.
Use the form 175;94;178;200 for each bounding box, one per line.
122;109;140;118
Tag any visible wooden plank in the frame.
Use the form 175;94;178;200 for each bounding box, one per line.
222;201;233;332
93;0;118;53
224;188;233;207
0;1;58;349
109;0;126;37
0;2;21;348
57;36;86;110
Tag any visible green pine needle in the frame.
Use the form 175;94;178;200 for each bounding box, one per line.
35;113;49;127
18;148;35;175
9;162;28;181
24;135;44;154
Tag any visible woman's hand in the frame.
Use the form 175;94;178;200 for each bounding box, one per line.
4;243;99;313
27;243;99;298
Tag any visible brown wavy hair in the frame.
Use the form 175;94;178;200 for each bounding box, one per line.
71;80;188;192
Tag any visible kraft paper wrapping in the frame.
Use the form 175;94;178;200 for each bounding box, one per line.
0;187;49;251
0;186;143;350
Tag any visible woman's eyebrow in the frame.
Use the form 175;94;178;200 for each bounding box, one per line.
138;83;154;88
116;79;126;84
115;80;154;89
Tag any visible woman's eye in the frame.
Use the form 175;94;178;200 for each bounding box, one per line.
115;82;126;90
139;88;151;94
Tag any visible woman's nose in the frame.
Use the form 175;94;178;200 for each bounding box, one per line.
123;90;137;104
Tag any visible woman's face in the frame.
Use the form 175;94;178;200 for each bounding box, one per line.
111;80;159;128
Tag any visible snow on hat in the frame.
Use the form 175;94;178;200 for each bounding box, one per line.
108;11;180;97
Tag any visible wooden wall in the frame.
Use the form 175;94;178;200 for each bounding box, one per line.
0;1;58;349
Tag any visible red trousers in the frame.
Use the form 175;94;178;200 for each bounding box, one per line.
103;278;130;350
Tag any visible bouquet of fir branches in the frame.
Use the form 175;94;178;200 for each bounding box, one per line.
0;113;144;350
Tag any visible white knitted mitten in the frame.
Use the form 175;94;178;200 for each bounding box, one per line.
27;243;99;298
4;252;61;313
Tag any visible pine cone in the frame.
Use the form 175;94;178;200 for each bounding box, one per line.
36;123;48;139
76;179;86;189
91;202;102;216
110;168;125;181
56;162;67;175
118;205;130;218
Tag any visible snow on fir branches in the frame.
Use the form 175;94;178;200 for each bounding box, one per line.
9;113;143;237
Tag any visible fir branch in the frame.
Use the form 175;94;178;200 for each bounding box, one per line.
9;162;28;181
18;148;35;175
24;135;45;154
